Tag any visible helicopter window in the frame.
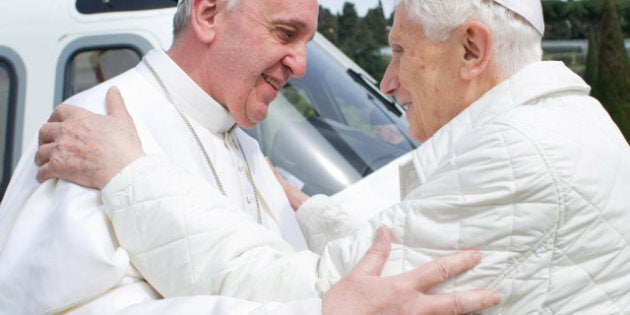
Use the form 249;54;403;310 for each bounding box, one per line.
76;0;177;14
64;47;141;99
0;60;15;199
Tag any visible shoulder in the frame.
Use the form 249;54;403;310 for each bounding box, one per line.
63;68;144;115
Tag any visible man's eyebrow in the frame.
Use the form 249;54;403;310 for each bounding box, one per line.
274;18;316;40
273;18;306;28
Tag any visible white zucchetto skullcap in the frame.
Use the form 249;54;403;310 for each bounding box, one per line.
494;0;545;36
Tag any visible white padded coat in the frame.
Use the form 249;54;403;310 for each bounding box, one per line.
102;61;630;314
309;61;630;314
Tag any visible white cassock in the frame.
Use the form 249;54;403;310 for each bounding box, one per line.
0;50;333;314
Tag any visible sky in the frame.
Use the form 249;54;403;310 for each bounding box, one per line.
318;0;397;18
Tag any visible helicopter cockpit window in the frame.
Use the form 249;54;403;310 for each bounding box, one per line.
64;48;141;99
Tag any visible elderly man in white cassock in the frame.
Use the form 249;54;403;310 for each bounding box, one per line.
16;0;630;313
0;0;501;314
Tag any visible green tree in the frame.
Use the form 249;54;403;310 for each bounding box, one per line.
337;2;363;55
583;30;600;87
591;0;630;142
333;2;390;81
316;2;393;81
317;6;339;45
364;0;389;46
542;0;630;39
543;0;600;39
361;1;390;80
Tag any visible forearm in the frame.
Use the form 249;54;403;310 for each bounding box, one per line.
296;195;364;255
103;155;322;301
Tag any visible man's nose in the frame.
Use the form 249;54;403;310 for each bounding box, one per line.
284;43;308;78
380;63;400;96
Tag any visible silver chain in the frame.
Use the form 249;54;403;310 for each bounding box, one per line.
142;58;262;224
236;136;262;225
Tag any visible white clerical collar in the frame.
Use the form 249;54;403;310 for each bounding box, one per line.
140;50;236;134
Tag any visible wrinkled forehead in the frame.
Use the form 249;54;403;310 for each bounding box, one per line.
265;0;319;30
388;3;421;45
228;0;318;40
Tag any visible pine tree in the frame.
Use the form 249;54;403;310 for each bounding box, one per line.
317;6;339;45
591;0;630;142
337;2;362;57
364;0;389;46
583;30;599;87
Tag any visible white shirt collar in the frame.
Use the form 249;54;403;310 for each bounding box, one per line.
140;50;236;134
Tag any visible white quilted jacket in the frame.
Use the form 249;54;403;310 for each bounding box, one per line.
308;61;630;314
103;61;630;314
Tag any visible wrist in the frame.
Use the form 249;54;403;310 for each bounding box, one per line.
98;151;145;190
288;186;309;211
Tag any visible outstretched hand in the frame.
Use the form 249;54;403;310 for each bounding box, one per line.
266;157;309;211
323;227;501;315
35;86;144;189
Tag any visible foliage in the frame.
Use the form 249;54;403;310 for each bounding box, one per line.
588;0;630;142
583;30;600;87
318;6;339;45
317;1;389;81
542;0;630;40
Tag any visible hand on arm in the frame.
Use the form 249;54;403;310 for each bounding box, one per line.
35;86;144;189
323;227;501;315
267;157;310;211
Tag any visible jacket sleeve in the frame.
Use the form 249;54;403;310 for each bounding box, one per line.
315;125;560;313
101;155;323;302
295;195;364;255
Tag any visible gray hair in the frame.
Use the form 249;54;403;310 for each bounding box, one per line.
398;0;543;76
172;0;242;38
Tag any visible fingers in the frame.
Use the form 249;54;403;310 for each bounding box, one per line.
38;122;60;146
351;226;392;277
35;142;55;167
419;290;502;315
36;161;55;183
47;103;83;123
410;250;482;292
106;86;131;120
35;142;60;182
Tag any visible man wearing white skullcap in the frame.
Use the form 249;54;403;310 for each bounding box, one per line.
297;0;628;312
28;0;630;313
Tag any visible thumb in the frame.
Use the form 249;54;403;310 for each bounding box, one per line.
106;86;131;120
351;226;392;277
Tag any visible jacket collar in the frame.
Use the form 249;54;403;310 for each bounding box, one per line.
409;61;590;186
141;50;236;134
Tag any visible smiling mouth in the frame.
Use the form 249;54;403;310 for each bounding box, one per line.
263;74;281;91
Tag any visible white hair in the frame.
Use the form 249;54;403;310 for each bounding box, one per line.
172;0;242;38
398;0;543;76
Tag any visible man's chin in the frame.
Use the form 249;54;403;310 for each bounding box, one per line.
240;111;268;129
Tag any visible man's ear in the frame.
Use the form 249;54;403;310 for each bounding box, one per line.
190;0;220;43
459;21;492;80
